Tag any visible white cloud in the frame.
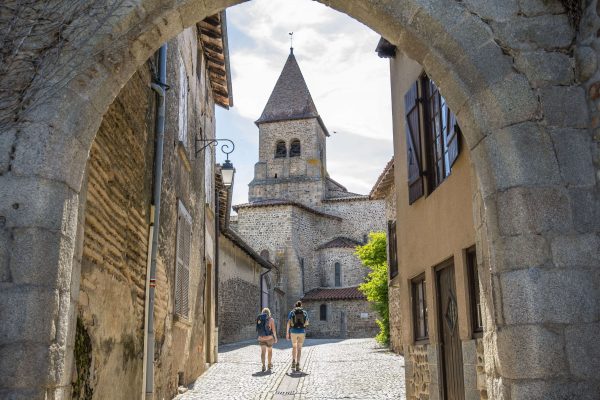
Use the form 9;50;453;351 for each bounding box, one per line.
217;0;393;205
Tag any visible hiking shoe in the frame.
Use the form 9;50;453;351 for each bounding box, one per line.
291;361;296;370
262;364;266;372
295;363;301;372
268;364;273;371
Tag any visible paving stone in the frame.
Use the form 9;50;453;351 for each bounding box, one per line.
174;338;405;400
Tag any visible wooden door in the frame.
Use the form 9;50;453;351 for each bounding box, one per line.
436;262;464;400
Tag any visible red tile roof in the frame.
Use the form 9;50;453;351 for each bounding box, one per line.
302;286;365;301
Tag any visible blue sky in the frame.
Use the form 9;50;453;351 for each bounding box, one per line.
215;0;394;206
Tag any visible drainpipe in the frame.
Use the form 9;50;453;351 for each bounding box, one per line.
214;183;220;362
259;268;271;309
145;43;168;400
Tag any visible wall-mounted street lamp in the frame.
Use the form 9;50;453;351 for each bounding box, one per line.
195;136;236;187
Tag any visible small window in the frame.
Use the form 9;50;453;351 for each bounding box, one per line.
387;221;398;279
412;274;428;341
275;141;287;158
178;57;189;145
467;247;483;336
334;262;341;287
320;304;327;321
289;139;301;157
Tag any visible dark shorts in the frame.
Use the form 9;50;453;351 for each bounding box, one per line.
258;336;275;348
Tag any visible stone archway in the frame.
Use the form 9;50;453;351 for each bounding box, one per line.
0;1;597;399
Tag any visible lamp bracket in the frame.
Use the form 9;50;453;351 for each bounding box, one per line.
195;136;235;159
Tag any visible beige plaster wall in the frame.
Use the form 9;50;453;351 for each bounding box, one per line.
389;52;477;347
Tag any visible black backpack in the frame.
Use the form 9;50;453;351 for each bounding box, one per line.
292;307;306;329
256;313;272;336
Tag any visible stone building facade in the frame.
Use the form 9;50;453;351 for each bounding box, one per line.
1;1;600;399
369;157;402;354
232;51;385;339
72;15;231;400
215;169;281;344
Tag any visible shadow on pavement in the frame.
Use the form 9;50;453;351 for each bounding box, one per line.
219;338;350;353
251;370;274;377
285;372;309;378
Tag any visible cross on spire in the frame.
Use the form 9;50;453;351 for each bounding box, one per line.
289;32;294;54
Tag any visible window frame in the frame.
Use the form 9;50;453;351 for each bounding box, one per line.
289;139;301;157
174;201;192;320
334;262;341;287
387;220;398;279
466;247;483;337
422;76;452;193
320;304;327;321
178;56;189;146
411;273;429;343
275;140;287;158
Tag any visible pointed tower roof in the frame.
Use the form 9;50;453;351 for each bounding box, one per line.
255;50;329;136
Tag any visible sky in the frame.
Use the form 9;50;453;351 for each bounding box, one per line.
215;0;394;206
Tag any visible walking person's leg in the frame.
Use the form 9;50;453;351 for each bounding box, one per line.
260;342;267;371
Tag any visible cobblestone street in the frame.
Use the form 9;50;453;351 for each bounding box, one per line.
174;339;405;400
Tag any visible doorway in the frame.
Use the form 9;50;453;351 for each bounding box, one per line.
436;261;464;400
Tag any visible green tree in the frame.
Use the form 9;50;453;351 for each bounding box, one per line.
355;232;389;345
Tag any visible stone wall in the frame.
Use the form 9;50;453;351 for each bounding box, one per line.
320;198;386;242
218;234;268;344
302;299;378;338
250;118;327;207
405;344;440;400
77;63;154;400
388;286;403;354
76;26;214;400
463;339;488;400
317;247;366;288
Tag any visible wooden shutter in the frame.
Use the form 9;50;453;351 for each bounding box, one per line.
387;220;398;279
175;201;192;319
405;81;424;204
446;110;460;168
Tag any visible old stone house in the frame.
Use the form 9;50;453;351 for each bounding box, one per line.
231;50;386;338
377;40;486;400
72;13;231;400
215;167;282;344
369;157;402;354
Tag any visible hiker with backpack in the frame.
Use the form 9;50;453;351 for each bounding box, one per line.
286;301;309;372
256;307;277;372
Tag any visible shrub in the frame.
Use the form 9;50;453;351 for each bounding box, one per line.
355;232;389;345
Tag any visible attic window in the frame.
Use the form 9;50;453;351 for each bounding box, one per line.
275;141;287;158
290;139;301;157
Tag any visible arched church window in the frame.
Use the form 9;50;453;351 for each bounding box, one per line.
275;141;287;158
320;304;327;321
334;262;341;287
290;139;301;157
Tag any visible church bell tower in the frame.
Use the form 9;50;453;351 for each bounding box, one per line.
248;50;330;207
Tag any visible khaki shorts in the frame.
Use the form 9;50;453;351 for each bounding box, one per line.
258;336;275;348
290;333;305;345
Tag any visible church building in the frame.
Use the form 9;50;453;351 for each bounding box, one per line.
232;49;386;338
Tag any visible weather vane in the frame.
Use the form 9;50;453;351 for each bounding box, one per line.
289;32;294;52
